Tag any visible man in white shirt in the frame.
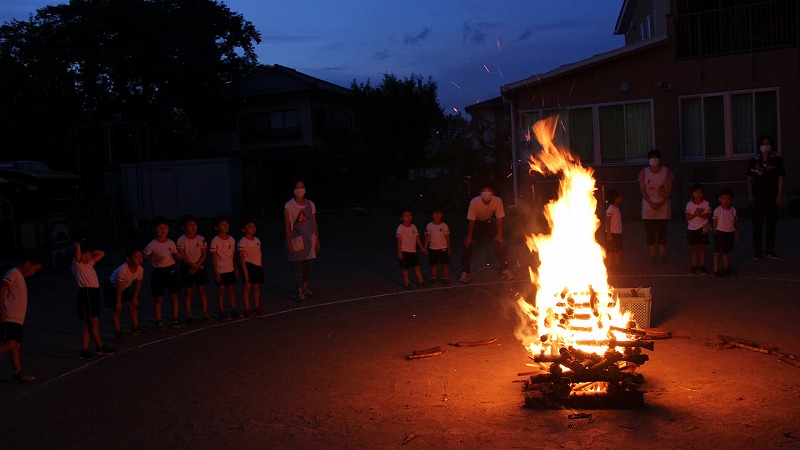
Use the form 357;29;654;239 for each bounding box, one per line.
460;185;513;282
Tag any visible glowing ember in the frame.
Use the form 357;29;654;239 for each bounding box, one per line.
515;116;632;358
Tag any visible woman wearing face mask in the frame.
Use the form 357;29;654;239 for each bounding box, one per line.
284;180;320;302
638;149;675;264
747;135;785;259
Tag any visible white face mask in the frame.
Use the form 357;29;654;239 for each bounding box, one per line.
294;188;306;198
481;191;493;202
760;145;771;154
648;158;659;168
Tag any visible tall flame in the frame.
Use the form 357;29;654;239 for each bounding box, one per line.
515;117;630;357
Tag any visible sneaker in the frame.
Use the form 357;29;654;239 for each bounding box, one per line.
753;254;762;260
231;309;243;320
155;320;166;331
96;345;115;356
113;331;125;341
218;311;231;322
255;307;266;317
244;308;254;318
417;280;426;287
12;370;37;383
296;293;307;303
201;315;211;324
302;288;314;297
442;278;450;285
459;272;469;283
688;266;698;275
430;278;438;286
186;317;195;326
171;318;181;329
79;349;96;360
403;283;411;290
698;266;709;275
131;326;149;335
502;269;514;280
764;252;780;260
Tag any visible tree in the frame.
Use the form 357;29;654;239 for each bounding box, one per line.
0;0;262;163
351;73;443;177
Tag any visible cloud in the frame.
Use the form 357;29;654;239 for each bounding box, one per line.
404;27;430;45
516;29;531;41
372;49;390;61
461;22;487;46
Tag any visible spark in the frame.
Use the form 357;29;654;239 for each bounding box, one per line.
483;64;490;74
453;107;459;113
451;81;462;89
569;80;576;97
497;66;504;78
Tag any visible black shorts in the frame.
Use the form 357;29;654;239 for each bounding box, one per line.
215;271;236;286
243;262;264;284
714;231;736;254
0;321;24;343
104;281;136;308
428;248;449;265
151;265;181;297
77;287;101;321
606;233;623;252
687;228;709;246
179;264;209;288
399;251;420;270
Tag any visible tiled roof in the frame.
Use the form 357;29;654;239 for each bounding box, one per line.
216;64;351;99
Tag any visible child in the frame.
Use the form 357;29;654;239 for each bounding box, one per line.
685;184;712;275
712;188;739;277
604;189;623;273
396;209;427;288
0;252;43;383
238;218;265;317
143;216;181;330
423;207;451;285
106;245;146;340
176;214;210;324
209;216;239;321
72;240;115;360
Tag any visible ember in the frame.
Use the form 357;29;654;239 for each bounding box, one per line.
514;117;653;408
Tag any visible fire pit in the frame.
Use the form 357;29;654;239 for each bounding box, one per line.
514;117;654;408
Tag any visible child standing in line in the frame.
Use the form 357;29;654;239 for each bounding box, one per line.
423;207;451;285
396;209;427;288
106;245;146;340
685;184;712;275
72;240;115;360
143;216;181;330
238;218;265;317
605;189;623;273
713;188;739;277
0;252;43;383
176;215;210;324
210;216;239;321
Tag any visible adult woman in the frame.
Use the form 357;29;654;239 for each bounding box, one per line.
747;135;785;259
284;181;320;302
638;149;675;264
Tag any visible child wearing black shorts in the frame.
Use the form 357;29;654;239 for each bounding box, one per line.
396;209;427;288
424;208;451;285
176;215;210;324
72;240;114;360
712;188;739;277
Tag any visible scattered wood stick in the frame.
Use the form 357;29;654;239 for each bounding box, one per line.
402;434;417;445
718;335;800;368
407;346;444;360
449;338;497;347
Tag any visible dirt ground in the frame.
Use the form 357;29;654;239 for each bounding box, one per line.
1;211;800;449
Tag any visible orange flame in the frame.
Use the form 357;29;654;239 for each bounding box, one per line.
515;116;630;357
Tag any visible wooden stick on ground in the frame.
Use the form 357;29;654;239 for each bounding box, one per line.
449;338;497;347
406;346;444;360
718;335;800;368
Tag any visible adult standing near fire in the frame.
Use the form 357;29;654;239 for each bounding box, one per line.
747;135;785;259
284;180;320;303
638;149;675;264
459;183;513;283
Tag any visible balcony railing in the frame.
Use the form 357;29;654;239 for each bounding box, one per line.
675;0;798;59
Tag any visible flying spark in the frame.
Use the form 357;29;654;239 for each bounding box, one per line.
451;81;462;89
496;37;502;51
483;64;490;73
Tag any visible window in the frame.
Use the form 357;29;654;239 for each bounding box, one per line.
521;100;653;165
680;89;778;159
240;110;301;142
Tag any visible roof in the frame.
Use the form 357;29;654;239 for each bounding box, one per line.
464;96;505;114
214;64;352;100
0;161;80;182
500;34;669;93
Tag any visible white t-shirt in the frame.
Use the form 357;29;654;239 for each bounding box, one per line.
1;268;28;325
143;239;177;268
72;258;100;288
396;224;420;253
466;195;505;221
685;200;711;231
605;204;622;234
108;263;144;291
176;234;207;265
713;206;737;233
238;236;262;266
210;235;236;273
426;222;450;250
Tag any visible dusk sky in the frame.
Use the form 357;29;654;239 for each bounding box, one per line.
1;1;625;114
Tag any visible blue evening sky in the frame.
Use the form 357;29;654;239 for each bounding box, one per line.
1;1;624;114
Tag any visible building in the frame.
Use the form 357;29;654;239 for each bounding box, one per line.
500;0;798;216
